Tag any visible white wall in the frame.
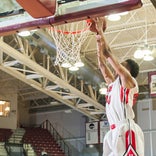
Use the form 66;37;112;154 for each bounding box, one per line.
137;98;156;156
30;109;86;138
18;99;30;127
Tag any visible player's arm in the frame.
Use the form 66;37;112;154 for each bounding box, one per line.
96;31;114;85
95;17;135;89
107;53;135;89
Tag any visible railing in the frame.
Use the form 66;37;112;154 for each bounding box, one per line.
50;121;89;154
40;120;71;156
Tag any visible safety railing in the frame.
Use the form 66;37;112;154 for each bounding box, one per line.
40;120;71;156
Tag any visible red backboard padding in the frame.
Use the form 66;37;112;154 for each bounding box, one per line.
16;0;56;18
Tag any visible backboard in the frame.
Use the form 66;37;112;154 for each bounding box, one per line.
58;0;142;15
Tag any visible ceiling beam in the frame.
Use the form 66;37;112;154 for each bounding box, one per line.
0;40;105;120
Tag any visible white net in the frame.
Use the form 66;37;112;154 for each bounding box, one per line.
47;20;91;67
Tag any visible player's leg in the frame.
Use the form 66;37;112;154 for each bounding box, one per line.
103;131;113;156
114;121;144;156
133;123;144;156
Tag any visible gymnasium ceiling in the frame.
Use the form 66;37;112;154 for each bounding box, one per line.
0;0;156;120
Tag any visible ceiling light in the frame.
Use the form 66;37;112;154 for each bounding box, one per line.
134;49;144;59
99;87;107;95
107;11;128;22
119;11;129;16
31;29;38;32
69;66;79;71
142;48;152;55
107;14;121;21
134;44;155;61
18;30;31;37
74;61;84;67
143;55;154;61
61;62;72;68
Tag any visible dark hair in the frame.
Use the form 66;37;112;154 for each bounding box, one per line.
126;59;139;78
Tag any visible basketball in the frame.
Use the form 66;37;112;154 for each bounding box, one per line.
87;18;107;33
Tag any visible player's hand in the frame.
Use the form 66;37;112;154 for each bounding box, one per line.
93;17;107;34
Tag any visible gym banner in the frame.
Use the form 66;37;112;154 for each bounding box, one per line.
86;122;98;144
99;120;109;143
86;121;109;144
148;71;156;97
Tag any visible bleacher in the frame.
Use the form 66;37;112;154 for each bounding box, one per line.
23;127;66;156
0;128;13;155
0;128;12;142
0;120;70;156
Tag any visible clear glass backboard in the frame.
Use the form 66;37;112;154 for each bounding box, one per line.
57;0;142;16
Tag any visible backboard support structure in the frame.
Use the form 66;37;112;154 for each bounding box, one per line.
0;0;142;36
54;0;142;23
16;0;142;20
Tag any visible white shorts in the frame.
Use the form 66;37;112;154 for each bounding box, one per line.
103;119;144;156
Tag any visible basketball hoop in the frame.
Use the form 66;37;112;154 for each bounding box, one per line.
47;20;91;70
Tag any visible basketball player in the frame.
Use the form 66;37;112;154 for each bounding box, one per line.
93;17;144;156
